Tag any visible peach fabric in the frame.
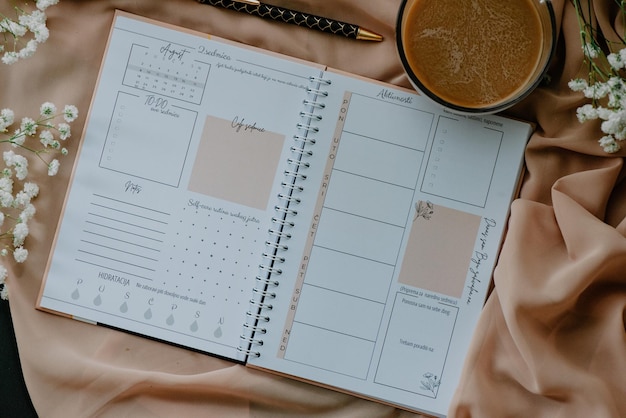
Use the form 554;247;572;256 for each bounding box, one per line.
1;0;624;417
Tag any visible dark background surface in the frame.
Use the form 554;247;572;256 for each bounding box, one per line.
0;298;38;418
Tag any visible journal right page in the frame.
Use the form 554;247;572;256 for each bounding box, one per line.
247;68;532;417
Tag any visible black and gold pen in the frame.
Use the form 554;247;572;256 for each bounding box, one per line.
196;0;383;41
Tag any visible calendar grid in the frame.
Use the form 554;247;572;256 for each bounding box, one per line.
122;44;211;105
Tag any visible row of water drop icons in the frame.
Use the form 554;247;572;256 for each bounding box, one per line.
71;284;225;338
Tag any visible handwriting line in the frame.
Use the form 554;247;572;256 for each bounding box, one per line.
82;230;161;252
84;221;164;243
90;202;169;225
80;240;160;262
92;193;171;216
77;250;157;272
87;212;167;235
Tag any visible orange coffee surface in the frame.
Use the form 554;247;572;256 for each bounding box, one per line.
404;0;543;108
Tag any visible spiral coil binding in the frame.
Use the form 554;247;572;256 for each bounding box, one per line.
238;74;331;359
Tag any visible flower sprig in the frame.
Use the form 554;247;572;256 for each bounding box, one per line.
0;102;77;300
420;372;441;396
568;0;626;153
0;0;59;65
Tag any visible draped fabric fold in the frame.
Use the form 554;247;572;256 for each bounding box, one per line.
451;1;626;416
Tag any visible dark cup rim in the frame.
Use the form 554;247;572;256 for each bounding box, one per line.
395;0;557;114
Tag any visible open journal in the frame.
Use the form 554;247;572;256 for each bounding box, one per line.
37;11;532;417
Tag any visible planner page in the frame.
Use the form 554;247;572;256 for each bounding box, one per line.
37;12;324;362
248;70;531;415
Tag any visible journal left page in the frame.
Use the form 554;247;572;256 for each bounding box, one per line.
37;11;324;362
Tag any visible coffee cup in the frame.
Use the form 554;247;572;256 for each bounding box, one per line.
396;0;556;114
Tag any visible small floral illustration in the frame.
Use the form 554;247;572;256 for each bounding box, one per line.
420;372;441;396
414;200;434;221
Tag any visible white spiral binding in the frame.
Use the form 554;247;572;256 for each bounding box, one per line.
293;135;316;144
271;217;295;228
238;74;330;359
290;146;313;157
243;322;267;334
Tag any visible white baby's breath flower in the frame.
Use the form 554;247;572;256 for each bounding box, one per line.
3;151;28;180
607;52;625;71
40;102;57;117
583;83;610;100
0;177;12;194
18;40;38;59
618;47;626;64
600;110;626;140
568;78;588;92
23;182;39;198
18;10;46;30
0;265;6;285
12;155;29;181
31;24;49;43
0;18;27;37
39;129;54;147
576;104;599;122
19;204;36;223
607;76;626;92
599;135;621;153
57;123;71;140
47;158;60;176
12;223;29;247
3;150;15;166
20;117;37;136
607;92;625;110
14;187;38;208
596;106;613;120
16;12;48;45
2;52;19;65
0;109;14;132
582;42;601;59
14;191;30;207
36;0;60;11
63;105;78;123
0;191;13;208
13;247;28;263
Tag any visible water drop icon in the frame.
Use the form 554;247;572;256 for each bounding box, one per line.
71;289;80;300
120;302;128;313
214;326;223;338
166;314;175;326
93;294;102;306
144;308;152;320
190;320;199;332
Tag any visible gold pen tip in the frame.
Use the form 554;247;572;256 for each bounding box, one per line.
356;28;383;42
235;0;261;5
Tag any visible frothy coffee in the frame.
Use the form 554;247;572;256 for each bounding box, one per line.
402;0;543;109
